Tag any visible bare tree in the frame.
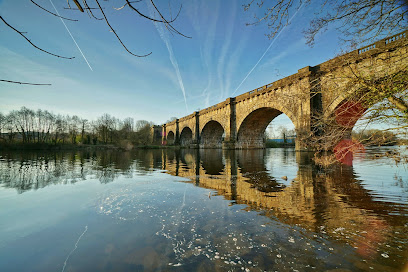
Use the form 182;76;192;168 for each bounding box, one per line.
80;118;88;144
0;105;161;148
244;0;407;46
68;115;81;144
134;120;154;145
0;113;5;142
244;0;407;164
307;43;408;166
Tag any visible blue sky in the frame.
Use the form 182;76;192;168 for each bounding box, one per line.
0;0;344;129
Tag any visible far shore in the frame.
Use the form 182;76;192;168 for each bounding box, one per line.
0;142;404;152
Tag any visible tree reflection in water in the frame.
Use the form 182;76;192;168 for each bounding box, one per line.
0;151;138;192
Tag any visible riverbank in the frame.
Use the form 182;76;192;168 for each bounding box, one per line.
0;142;174;151
0;143;120;151
1;142;402;151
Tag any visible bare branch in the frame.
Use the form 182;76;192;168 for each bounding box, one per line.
114;1;142;11
30;0;78;21
64;7;99;10
81;0;103;20
0;79;51;86
149;0;190;38
72;0;84;12
245;0;408;46
125;0;175;23
0;16;74;59
94;0;152;57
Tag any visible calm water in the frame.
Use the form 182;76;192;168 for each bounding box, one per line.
0;148;407;272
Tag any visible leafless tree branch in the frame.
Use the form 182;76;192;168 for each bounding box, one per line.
94;0;152;57
0;16;74;59
82;0;103;20
149;0;190;38
0;79;51;86
114;1;142;11
73;0;84;12
30;0;78;21
244;0;408;46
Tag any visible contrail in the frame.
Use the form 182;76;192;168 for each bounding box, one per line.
231;4;303;96
148;5;188;112
154;25;188;111
49;0;93;71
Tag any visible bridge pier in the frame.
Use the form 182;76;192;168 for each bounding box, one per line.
222;140;237;149
157;31;408;152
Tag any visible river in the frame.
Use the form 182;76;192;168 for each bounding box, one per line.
0;147;407;271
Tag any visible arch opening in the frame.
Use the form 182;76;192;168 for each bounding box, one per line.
180;127;193;147
200;121;224;148
265;114;296;148
167;131;175;145
328;90;406;145
329;98;406;165
237;107;296;149
352;105;400;147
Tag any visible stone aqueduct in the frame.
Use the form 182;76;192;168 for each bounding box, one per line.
152;31;408;150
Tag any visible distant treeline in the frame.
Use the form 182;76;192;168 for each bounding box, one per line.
352;129;402;146
0;106;155;149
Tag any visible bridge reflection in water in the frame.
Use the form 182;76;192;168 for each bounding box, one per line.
0;149;407;271
162;148;408;264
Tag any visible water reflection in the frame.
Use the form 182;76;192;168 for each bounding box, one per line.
0;148;407;271
164;149;408;224
162;148;408;270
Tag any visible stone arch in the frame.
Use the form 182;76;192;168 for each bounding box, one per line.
167;131;175;145
236;102;297;132
198;115;227;134
325;94;377;146
180;127;193;147
200;120;225;148
236;106;297;149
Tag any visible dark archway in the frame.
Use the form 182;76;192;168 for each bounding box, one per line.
237;107;295;149
200;121;224;148
180;127;193;147
200;149;224;175
167;131;175;145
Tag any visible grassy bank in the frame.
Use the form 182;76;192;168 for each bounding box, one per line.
265;141;295;148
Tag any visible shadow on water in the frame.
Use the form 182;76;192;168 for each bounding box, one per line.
0;148;407;271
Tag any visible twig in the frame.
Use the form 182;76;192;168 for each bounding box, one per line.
114;0;142;11
126;0;177;24
73;0;84;12
0;79;51;86
149;0;190;38
94;0;151;57
31;0;78;21
0;16;74;59
82;0;103;20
